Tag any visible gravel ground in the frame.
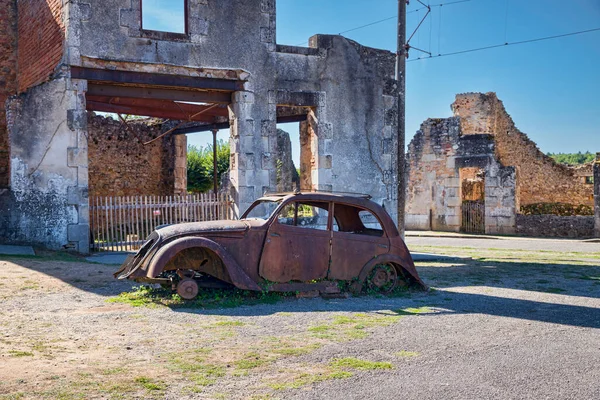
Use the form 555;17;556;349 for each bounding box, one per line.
0;240;599;399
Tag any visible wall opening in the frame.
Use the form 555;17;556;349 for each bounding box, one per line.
276;105;316;192
460;167;485;233
141;0;187;34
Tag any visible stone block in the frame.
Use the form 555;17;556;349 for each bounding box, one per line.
67;186;88;206
232;91;255;104
67;147;87;168
445;177;460;188
67;110;87;131
67;223;89;242
445;197;461;207
446;157;455;169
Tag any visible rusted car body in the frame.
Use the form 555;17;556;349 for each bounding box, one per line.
115;192;426;299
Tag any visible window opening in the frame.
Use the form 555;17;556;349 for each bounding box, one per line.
277;202;329;230
333;204;384;237
142;0;186;34
585;176;594;185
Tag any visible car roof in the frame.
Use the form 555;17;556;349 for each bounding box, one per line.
255;192;399;236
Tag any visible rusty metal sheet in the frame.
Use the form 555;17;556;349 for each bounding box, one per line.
259;222;330;283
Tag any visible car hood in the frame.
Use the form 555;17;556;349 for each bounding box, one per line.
156;220;251;239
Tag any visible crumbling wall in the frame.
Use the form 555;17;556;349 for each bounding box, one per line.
452;93;593;207
17;0;65;92
87;115;185;198
275;35;398;221
0;0;17;188
5;78;89;251
275;129;299;192
405;118;462;231
484;163;517;235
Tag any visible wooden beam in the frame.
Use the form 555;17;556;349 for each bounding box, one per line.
86;101;222;122
87;84;232;104
72;66;244;91
86;95;229;117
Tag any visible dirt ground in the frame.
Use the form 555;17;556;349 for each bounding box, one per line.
1;242;599;399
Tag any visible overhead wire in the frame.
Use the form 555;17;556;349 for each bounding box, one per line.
294;0;471;46
407;27;600;62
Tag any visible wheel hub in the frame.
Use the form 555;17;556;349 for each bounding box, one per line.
177;278;199;300
367;264;398;293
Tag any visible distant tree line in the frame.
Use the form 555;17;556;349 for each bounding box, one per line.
187;140;230;193
547;151;595;165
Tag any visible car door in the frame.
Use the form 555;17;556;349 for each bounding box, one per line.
259;200;331;283
329;203;390;280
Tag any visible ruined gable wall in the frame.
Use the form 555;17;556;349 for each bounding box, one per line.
452;93;594;207
17;0;65;92
405;118;462;231
87;115;184;198
0;0;17;188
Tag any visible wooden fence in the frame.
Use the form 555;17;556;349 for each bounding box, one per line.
90;193;234;252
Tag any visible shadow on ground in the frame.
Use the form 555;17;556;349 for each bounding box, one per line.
2;253;599;329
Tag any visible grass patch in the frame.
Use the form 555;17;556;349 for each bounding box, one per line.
268;370;353;390
330;357;393;370
8;350;34;357
393;306;432;315
395;350;420;358
308;312;403;341
212;320;245;327
108;286;289;309
134;376;166;392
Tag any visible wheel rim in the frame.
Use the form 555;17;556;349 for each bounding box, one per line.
367;263;398;293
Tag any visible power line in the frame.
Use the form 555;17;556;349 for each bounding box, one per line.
294;0;471;46
407;27;600;62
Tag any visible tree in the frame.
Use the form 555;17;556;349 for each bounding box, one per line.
547;151;595;165
187;140;230;193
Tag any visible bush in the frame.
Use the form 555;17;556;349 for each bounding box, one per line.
520;203;593;216
187;140;230;193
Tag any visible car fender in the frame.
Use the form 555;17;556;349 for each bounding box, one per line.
356;253;428;290
146;237;262;291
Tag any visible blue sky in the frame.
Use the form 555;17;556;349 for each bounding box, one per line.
151;0;600;164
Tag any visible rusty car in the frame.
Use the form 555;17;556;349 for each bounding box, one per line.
114;192;426;299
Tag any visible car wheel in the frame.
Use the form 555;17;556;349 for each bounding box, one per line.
366;263;399;293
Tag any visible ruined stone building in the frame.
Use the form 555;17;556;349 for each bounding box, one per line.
406;92;598;238
0;1;400;252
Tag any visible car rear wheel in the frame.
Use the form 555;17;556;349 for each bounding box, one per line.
366;263;399;293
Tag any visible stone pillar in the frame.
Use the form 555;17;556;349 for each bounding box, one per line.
7;77;90;252
594;154;600;238
173;135;187;195
229;91;272;217
485;162;517;235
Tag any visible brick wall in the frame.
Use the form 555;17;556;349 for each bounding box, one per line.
88;115;183;198
17;0;65;93
452;93;594;207
0;0;17;187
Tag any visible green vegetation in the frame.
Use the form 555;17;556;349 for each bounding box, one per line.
395;350;420;358
329;357;393;370
108;285;286;309
547;151;595;165
187;140;230;193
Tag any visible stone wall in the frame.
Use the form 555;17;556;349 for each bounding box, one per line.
0;0;17;188
516;215;595;238
17;0;65;92
88;115;186;198
452;93;594;207
5;78;89;251
484;163;517;235
405;118;462;231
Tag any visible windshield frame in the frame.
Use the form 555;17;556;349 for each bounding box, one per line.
240;198;284;221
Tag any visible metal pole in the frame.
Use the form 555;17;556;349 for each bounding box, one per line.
212;129;218;195
396;0;407;237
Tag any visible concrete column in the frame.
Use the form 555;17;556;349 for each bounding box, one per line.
228;91;272;217
485;162;517;235
594;154;600;238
